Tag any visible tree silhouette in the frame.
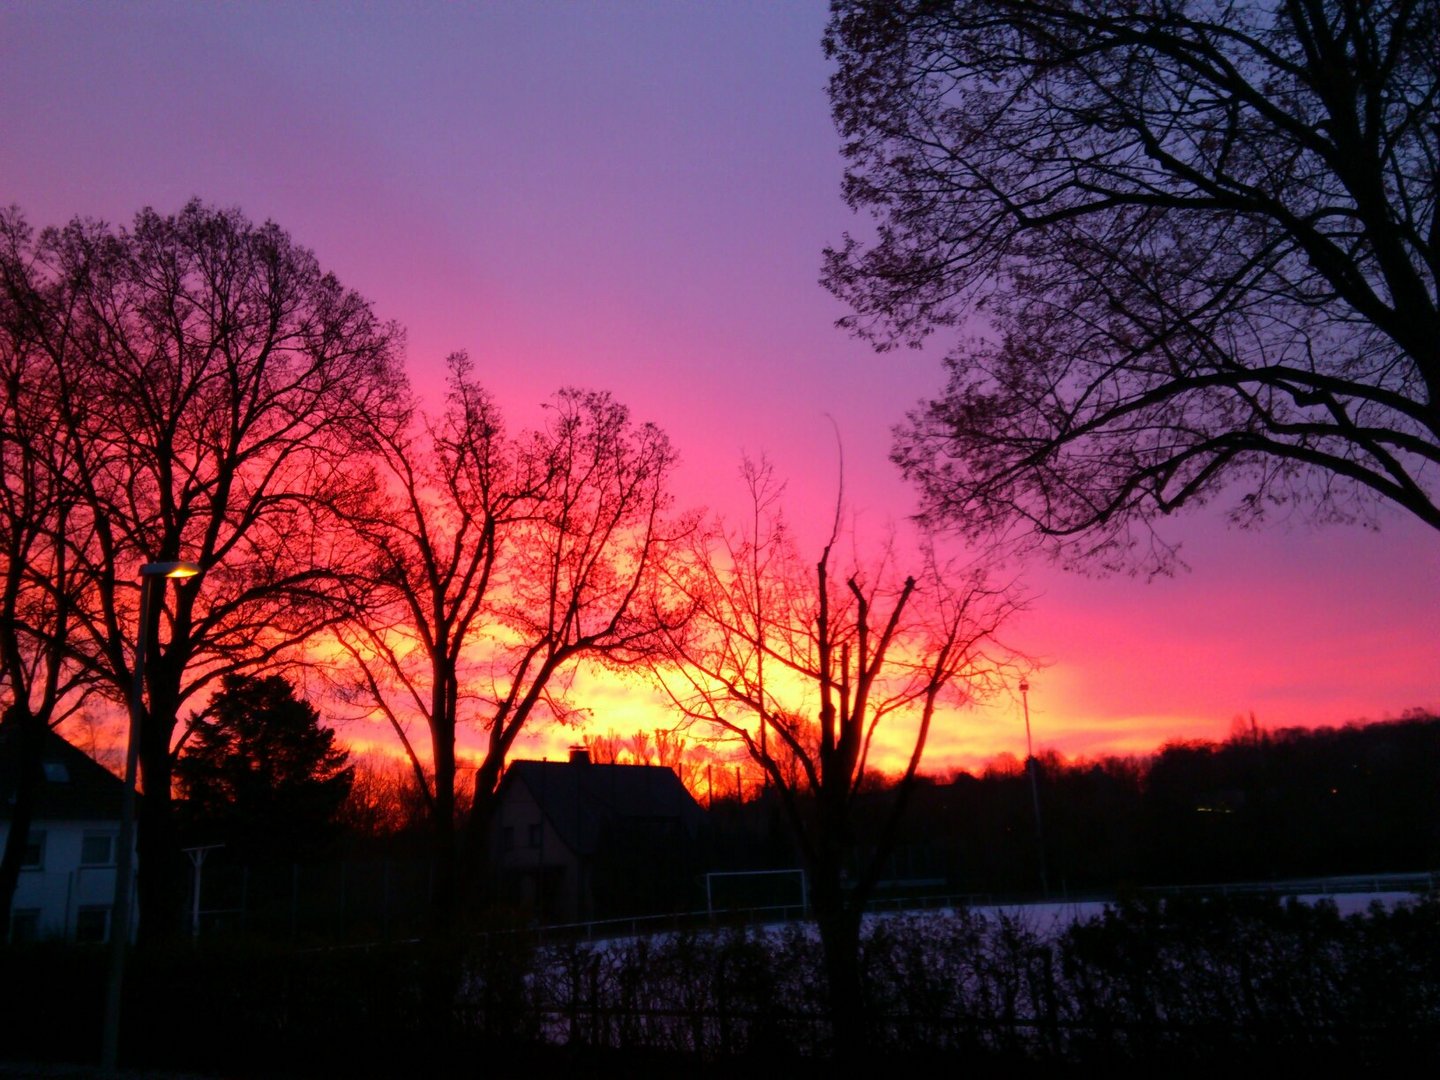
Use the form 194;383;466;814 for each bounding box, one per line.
175;673;352;863
826;0;1439;570
0;201;406;939
580;726;703;793
335;354;685;929
653;457;1021;1049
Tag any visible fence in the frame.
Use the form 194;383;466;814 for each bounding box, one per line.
188;856;1440;945
192;856;435;941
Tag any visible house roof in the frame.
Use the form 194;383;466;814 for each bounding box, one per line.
502;758;706;857
0;726;127;822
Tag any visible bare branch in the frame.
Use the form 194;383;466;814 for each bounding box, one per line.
828;0;1440;567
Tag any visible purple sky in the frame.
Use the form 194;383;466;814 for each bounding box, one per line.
3;2;1435;768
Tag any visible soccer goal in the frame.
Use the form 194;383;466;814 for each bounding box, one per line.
705;868;808;918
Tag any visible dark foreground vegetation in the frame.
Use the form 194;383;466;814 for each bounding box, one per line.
3;894;1437;1075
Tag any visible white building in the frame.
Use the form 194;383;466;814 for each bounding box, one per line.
1;728;131;943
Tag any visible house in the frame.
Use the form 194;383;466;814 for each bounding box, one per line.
490;748;708;923
0;727;131;943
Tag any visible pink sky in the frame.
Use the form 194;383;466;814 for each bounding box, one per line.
3;3;1435;772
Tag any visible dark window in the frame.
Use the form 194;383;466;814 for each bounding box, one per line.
21;831;44;870
501;826;514;853
527;823;542;848
42;761;69;783
75;906;110;944
81;832;115;866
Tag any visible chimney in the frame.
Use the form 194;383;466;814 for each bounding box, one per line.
569;746;591;766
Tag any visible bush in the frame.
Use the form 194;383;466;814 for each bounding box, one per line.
3;896;1436;1071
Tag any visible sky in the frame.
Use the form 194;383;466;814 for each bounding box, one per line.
2;1;1435;773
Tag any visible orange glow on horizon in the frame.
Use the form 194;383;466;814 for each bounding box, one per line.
222;557;1440;785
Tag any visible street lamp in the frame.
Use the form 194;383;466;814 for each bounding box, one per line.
102;560;201;1074
1019;678;1049;896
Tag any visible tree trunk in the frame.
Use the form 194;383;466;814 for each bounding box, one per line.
135;741;184;945
808;831;868;1056
429;728;457;936
137;681;185;945
814;889;865;1057
459;756;504;917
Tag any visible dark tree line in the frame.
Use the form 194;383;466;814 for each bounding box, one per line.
176;708;1439;927
869;712;1440;895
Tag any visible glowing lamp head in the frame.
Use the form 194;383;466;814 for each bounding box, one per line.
140;561;202;579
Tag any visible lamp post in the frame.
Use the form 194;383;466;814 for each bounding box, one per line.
1019;678;1049;896
102;560;200;1074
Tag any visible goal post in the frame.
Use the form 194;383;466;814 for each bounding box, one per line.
705;868;808;918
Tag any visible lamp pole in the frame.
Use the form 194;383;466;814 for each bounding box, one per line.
1019;678;1049;897
102;560;200;1074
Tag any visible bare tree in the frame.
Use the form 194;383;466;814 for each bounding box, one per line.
334;353;540;925
336;357;685;929
652;458;1022;1047
1;201;407;940
579;726;702;791
825;0;1439;570
338;750;436;839
581;728;627;764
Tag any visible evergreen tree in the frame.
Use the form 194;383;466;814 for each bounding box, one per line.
176;674;353;863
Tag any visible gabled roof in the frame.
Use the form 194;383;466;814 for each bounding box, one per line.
0;726;127;821
501;759;706;857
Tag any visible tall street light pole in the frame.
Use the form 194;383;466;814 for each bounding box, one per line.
1019;678;1049;897
102;560;200;1075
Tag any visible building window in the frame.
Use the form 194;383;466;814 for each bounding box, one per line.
81;832;116;866
9;909;40;945
527;823;542;849
500;826;515;853
75;906;110;944
42;760;69;783
21;831;44;870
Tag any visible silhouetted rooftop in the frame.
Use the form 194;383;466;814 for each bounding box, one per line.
0;726;126;821
502;758;706;856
